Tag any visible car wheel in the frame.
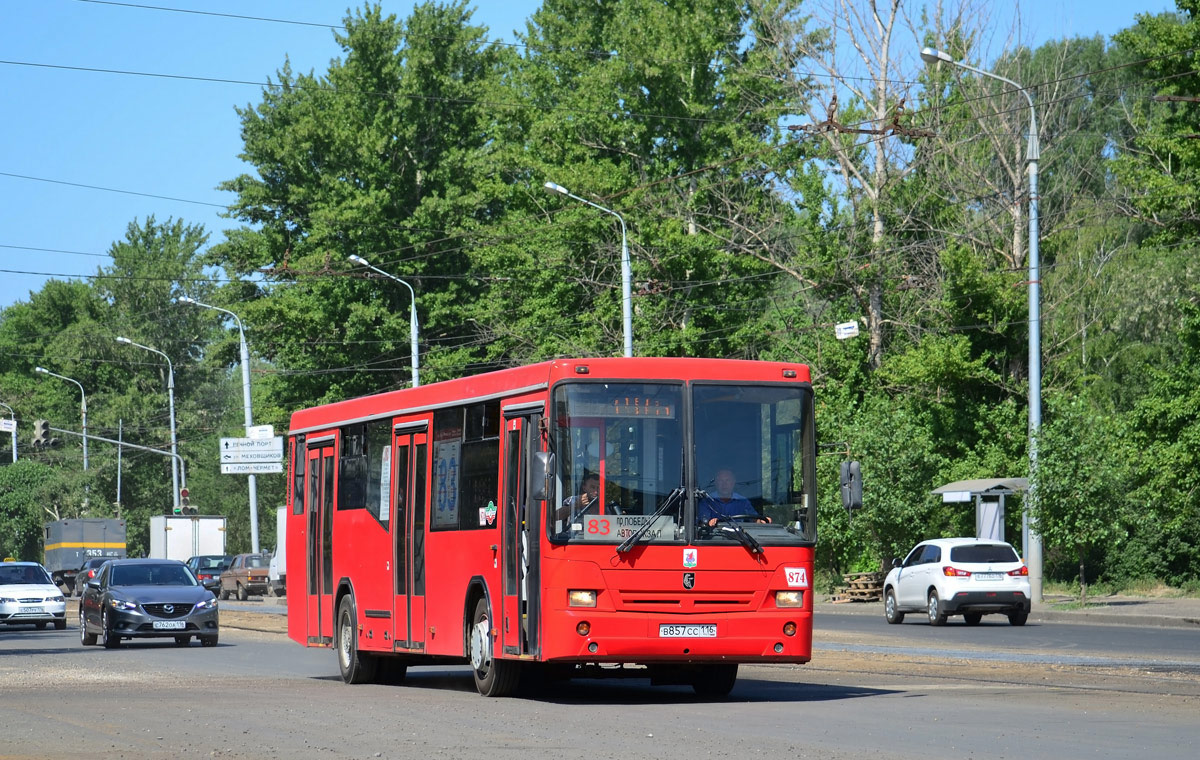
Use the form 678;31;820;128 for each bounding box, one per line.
35;621;47;630
1008;610;1029;626
101;609;120;649
201;634;219;647
469;597;519;697
220;588;229;601
927;590;947;626
884;589;905;624
54;619;66;630
963;612;983;626
174;636;191;646
80;606;97;646
237;584;249;601
336;595;377;684
692;664;738;697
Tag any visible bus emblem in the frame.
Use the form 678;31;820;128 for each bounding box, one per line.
683;572;695;589
683;548;697;568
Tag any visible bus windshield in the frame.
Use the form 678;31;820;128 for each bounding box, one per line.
550;380;815;547
692;383;816;546
551;382;685;544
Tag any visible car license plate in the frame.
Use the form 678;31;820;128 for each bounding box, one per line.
152;620;186;630
659;624;717;638
19;605;44;613
974;572;1003;581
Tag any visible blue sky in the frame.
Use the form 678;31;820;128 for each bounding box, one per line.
0;0;1178;311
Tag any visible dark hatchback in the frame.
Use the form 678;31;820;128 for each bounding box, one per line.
79;558;219;648
185;554;232;593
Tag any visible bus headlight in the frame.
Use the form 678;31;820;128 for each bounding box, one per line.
568;590;597;608
775;590;804;608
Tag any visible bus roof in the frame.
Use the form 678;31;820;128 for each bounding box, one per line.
288;357;811;436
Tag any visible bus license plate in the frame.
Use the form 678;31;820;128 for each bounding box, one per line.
152;620;186;630
659;624;716;638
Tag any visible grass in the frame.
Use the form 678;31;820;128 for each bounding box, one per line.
1041;578;1200;600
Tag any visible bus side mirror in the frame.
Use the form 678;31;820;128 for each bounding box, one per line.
840;460;862;512
530;451;556;503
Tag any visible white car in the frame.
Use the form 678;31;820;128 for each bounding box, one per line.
883;537;1031;626
0;560;68;630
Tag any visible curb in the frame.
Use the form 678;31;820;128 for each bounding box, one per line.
815;600;1200;629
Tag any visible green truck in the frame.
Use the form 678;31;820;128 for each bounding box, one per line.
43;519;127;594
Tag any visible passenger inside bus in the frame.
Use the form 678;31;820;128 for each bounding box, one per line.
698;467;770;526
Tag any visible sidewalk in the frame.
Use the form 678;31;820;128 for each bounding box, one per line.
815;593;1200;629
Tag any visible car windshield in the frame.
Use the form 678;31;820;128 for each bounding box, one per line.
111;564;196;586
951;544;1020;563
244;555;270;568
197;557;227;570
0;565;52;585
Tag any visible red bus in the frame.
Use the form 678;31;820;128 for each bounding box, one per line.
285;357;817;696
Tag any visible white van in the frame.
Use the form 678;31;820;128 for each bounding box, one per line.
267;506;286;596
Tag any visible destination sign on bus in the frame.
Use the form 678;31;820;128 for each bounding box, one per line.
577;514;678;541
569;396;676;419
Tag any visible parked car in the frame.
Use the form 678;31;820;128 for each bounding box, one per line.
185;554;232;593
0;560;67;630
219;553;271;601
78;558;218;648
73;557;112;597
883;537;1031;626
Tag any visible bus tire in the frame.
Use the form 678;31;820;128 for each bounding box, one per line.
692;664;738;697
469;597;518;697
336;595;377;684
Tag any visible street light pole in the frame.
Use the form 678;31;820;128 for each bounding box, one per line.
347;254;420;387
34;366;87;472
176;297;260;553
116;337;181;510
921;46;1043;602
0;401;15;463
543;181;634;358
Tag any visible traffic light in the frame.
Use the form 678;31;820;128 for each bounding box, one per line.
179;488;196;516
32;420;49;448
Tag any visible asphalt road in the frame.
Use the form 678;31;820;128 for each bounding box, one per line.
1;607;1197;760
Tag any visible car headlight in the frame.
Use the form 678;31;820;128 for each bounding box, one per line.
48;595;65;603
0;597;16;604
195;597;218;610
107;597;137;611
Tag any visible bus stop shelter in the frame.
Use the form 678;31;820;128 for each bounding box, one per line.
931;478;1030;549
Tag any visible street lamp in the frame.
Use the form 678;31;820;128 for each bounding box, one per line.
0;401;15;463
116;336;181;510
921;46;1043;602
543;181;634;358
347;254;420;387
175;296;261;553
34;367;87;471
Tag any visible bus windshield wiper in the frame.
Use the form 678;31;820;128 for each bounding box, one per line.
697;489;763;554
615;486;685;555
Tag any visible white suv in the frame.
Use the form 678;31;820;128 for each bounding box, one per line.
883;537;1031;626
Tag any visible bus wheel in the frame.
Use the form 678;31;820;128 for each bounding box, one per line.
469;597;518;697
336;596;377;684
692;664;738;697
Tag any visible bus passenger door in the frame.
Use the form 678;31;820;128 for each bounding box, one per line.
305;441;335;646
392;428;428;650
501;413;540;656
